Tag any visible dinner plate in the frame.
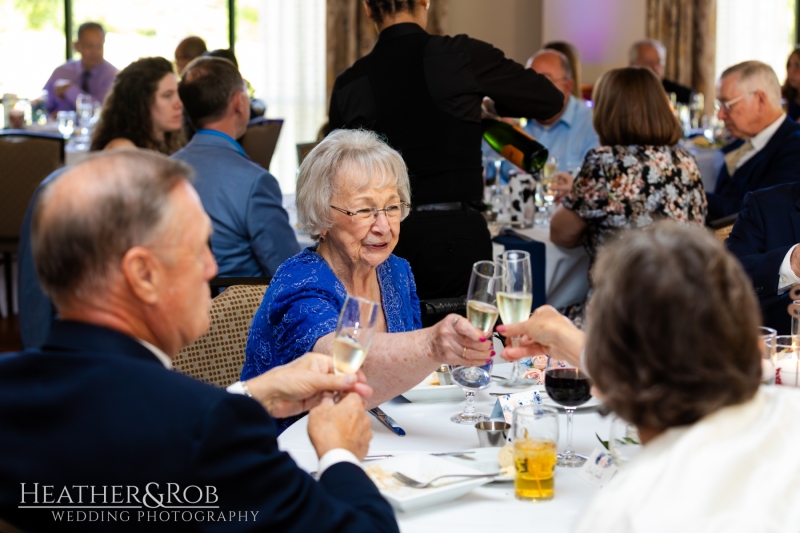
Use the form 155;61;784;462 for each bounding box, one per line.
444;448;514;482
363;454;493;512
401;373;464;402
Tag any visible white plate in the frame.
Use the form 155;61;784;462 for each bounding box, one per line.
444;448;514;482
540;392;603;411
364;454;493;512
402;374;464;402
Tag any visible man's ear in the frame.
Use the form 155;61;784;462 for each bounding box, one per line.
563;79;575;100
120;246;162;305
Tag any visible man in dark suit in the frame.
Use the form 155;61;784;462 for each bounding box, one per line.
707;60;800;222
726;182;800;334
629;39;694;104
173;56;299;279
0;150;398;533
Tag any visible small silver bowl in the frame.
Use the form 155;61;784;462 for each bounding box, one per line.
435;365;453;386
475;421;510;447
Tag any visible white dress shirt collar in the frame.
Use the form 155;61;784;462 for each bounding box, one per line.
750;113;786;152
136;338;173;369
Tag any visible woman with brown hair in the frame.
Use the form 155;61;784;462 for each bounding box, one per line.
550;67;706;263
782;46;800;121
91;57;185;154
498;222;800;530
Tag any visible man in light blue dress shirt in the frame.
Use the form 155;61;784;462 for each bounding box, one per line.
173;56;299;278
487;49;599;183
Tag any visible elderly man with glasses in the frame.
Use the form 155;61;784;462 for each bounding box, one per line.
707;60;800;222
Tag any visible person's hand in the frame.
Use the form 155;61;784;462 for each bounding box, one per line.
308;392;372;460
54;79;72;100
496;305;585;368
481;97;500;120
791;245;800;278
550;172;575;203
245;352;372;419
427;314;493;366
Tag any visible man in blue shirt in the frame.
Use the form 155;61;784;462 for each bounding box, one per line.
173;57;299;278
487;49;599;183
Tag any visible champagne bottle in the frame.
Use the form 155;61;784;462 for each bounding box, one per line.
482;118;549;173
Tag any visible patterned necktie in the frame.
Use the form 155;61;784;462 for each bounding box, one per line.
724;140;754;176
81;70;91;94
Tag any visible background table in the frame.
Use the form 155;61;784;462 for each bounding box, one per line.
278;361;609;533
492;225;590;309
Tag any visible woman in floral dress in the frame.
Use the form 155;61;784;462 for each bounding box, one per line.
549;66;706;321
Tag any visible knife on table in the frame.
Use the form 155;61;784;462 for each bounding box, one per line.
369;407;406;436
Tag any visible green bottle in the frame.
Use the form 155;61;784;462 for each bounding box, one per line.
482;118;549;173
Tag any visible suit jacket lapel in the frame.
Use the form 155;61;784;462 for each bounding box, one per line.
792;190;800;243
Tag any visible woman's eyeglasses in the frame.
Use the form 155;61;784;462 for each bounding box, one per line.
330;202;411;223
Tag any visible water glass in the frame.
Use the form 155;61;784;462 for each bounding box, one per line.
769;335;800;387
511;405;558;501
57;111;76;139
607;416;642;467
759;326;777;385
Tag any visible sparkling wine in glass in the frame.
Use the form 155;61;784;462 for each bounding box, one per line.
498;250;534;388
332;295;380;376
451;261;503;424
544;367;592;467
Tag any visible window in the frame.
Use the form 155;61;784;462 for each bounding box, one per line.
716;0;796;84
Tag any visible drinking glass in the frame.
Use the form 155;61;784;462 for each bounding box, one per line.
332;295;380;376
544;366;592;467
511;405;558;501
450;260;503;424
607;416;641;468
57;110;75;139
759;326;777;385
498;250;534;387
769;335;800;388
538;155;557;225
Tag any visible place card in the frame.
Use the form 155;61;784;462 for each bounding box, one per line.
577;448;618;488
490;390;544;424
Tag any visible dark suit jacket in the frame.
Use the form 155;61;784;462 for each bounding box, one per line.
0;321;398;533
726;182;800;334
662;78;694;105
707;116;800;221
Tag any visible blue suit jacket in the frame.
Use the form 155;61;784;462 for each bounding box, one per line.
17;169;65;348
726;182;800;334
172;132;300;277
0;321;398;533
707;116;800;221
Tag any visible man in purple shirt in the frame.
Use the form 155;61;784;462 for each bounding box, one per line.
43;22;117;114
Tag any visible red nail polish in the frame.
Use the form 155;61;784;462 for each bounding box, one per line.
479;337;487;342
490;351;496;356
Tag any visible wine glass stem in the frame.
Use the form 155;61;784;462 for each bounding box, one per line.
564;408;576;457
508;336;523;381
462;390;476;417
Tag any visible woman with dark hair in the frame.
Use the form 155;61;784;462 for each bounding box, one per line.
550;67;706;263
782;47;800;121
499;222;800;530
90;57;185;154
329;0;563;300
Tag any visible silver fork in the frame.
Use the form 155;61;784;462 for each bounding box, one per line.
391;471;500;488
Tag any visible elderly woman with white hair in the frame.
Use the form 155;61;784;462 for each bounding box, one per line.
243;129;492;429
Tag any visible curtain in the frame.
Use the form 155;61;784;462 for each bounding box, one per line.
325;0;449;109
646;0;716;113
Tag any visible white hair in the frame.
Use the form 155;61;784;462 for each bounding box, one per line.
296;129;410;240
629;39;666;65
526;49;573;80
721;60;782;109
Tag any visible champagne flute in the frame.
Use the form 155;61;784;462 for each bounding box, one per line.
450;260;503;424
498;250;534;388
544;366;592;467
540;155;557;223
332;295;380;376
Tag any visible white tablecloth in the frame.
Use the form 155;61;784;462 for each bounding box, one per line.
278;362;607;533
492;226;590;309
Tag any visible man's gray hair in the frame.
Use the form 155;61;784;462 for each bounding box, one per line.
296;129;410;240
526;49;573;80
32;150;194;307
629;38;666;65
720;60;782;109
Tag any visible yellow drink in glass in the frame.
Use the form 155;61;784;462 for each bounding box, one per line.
514;438;557;501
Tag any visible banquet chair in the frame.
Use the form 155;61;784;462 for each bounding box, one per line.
173;284;268;388
239;118;283;170
209;275;271;298
419;297;467;329
492;233;547;311
0;130;64;316
296;142;317;165
709;212;738;243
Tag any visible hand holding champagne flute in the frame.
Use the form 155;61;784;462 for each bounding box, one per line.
498;250;534;387
332;295;380;376
451;260;503;423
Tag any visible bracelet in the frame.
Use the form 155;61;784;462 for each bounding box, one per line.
240;381;253;398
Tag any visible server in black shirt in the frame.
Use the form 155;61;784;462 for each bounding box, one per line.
329;0;563;300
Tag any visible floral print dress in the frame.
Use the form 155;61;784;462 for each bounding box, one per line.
563;145;707;263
